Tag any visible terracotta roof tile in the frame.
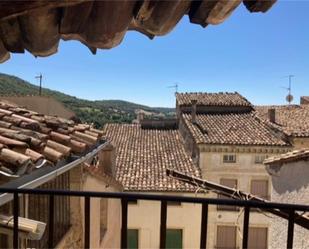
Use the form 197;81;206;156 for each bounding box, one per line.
182;112;289;146
103;124;201;192
0;101;104;178
255;105;309;137
176;92;252;107
264;149;309;165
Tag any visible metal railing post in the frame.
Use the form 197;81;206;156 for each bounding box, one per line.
200;203;208;249
287;209;295;249
48;195;55;248
13;192;19;249
160;200;167;249
121;198;128;249
242;206;250;249
84;196;90;249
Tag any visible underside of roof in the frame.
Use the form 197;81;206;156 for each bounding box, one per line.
0;0;276;62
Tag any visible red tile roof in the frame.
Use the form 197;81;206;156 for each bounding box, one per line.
0;101;104;179
264;149;309;165
255;105;309;137
103;124;201;192
182;112;289;146
176;92;252;107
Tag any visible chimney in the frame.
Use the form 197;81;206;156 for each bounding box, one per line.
191;99;197;124
268;108;276;123
98;143;116;176
137;111;144;123
300;96;309;105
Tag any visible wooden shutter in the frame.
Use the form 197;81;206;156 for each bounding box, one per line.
216;226;236;249
251;180;269;200
127;229;138;249
166;229;182;249
218;179;238;211
248;227;268;249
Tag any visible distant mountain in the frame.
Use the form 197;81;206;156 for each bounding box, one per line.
0;73;175;128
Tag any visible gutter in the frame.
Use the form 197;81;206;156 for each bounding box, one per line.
0;141;108;206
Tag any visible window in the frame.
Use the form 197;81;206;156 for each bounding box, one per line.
255;155;268;164
100;198;108;240
251;180;269;200
127;229;138;249
223;154;236;163
248;227;268;249
166;229;182;249
218;179;239;211
216;225;237;249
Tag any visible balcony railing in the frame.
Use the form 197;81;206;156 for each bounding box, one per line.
0;188;308;249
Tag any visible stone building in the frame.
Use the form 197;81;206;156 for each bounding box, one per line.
176;92;292;249
264;149;309;249
0;100;121;248
103;123;203;249
104;92;293;249
255;102;309;149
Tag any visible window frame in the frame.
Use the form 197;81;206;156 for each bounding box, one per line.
223;154;237;164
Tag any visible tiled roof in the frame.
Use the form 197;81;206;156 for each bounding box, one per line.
0;101;104;179
264;149;309;165
182;112;289;146
103;124;201;192
255;105;309;137
176;92;252;107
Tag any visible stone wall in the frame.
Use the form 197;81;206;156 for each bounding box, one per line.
267;161;309;249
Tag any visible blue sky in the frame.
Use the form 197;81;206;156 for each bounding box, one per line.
0;1;308;107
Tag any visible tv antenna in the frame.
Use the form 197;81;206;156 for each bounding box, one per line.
281;75;294;104
168;83;178;94
35;73;43;96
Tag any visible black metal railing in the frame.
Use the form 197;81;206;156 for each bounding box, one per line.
0;188;308;249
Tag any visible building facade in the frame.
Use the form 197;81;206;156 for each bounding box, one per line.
264;149;309;249
104;123;204;248
0;100;120;248
176;92;291;249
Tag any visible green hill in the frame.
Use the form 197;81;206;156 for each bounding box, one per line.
0;73;175;128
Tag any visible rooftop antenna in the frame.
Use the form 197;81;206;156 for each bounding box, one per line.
35;73;43;96
168;83;178;95
281;75;294;105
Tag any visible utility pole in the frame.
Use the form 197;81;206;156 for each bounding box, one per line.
35;73;43;96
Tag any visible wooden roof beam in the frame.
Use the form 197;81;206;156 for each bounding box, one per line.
243;0;277;13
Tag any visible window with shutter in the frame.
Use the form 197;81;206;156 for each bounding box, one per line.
218;179;239;211
251;180;269;200
166;229;182;249
216;225;237;249
248;227;268;249
127;229;138;249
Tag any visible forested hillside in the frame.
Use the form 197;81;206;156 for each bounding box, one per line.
0;73;175;128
